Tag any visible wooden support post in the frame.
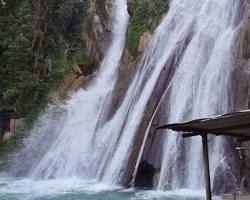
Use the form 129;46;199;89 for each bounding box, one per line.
201;134;212;200
0;111;3;139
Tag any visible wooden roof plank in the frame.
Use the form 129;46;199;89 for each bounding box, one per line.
157;110;250;139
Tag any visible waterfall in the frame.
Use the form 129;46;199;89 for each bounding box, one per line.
127;0;244;191
126;0;246;192
29;0;129;180
155;0;246;190
9;0;129;181
7;0;246;193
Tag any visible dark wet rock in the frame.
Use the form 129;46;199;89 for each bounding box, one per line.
213;163;241;195
234;1;250;194
212;140;241;195
135;160;156;188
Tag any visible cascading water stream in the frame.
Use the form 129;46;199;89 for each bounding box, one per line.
5;0;246;195
9;0;129;182
30;0;130;180
129;0;246;192
9;0;198;185
155;0;246;191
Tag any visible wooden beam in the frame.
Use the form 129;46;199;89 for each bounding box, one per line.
202;134;212;200
183;133;201;138
182;132;250;140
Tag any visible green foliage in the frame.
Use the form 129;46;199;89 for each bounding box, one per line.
126;0;169;55
155;0;169;14
127;0;150;54
71;49;97;75
0;0;103;161
0;0;91;116
0;0;103;163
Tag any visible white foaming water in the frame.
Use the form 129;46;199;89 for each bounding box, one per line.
0;176;205;200
156;0;245;190
0;177;121;195
132;189;205;200
130;0;245;191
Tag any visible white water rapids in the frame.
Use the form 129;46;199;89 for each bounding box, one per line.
3;0;247;197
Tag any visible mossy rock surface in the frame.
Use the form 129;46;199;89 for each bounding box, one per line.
126;0;169;56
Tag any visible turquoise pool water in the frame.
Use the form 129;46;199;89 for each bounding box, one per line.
0;176;208;200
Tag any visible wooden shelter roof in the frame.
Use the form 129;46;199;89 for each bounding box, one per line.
157;110;250;140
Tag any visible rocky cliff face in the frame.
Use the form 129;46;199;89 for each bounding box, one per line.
58;0;113;98
84;0;113;62
236;1;250;110
60;0;168;99
108;0;168;117
234;0;250;193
